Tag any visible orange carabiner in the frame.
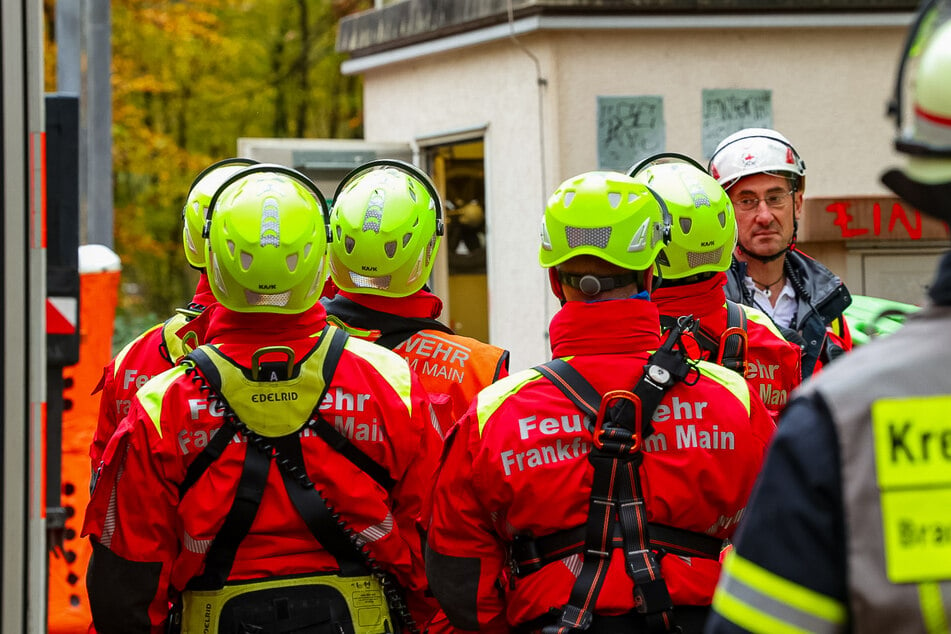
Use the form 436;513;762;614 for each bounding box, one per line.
593;389;643;453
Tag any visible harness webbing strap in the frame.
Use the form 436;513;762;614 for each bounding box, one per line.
312;328;396;491
534;323;694;634
177;343;233;500
272;433;368;577
511;522;723;575
182;326;376;589
310;419;396;491
659;301;748;375
187;442;270;591
534;360;600;417
717;300;748;374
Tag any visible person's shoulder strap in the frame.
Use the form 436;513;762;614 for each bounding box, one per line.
718;299;749;375
312;327;396;491
533;358;600;418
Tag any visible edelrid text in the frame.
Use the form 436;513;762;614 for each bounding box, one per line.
251;391;298;403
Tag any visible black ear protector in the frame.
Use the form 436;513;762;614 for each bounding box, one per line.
182;157;259;220
202;163;332;243
332;158;445;237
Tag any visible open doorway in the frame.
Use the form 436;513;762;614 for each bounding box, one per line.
426;140;489;342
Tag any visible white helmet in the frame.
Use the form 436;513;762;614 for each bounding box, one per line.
882;0;951;220
708;128;806;192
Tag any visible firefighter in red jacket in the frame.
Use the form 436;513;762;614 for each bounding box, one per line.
83;165;442;633
90;158;256;470
425;171;775;633
322;159;509;428
628;154;802;419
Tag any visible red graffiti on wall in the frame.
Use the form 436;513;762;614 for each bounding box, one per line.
824;200;948;240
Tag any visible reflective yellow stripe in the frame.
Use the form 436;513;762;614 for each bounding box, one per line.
713;588;812;634
831;316;845;338
696;359;751;415
476;368;549;436
343;335;413;416
713;552;846;634
112;324;162;377
138;366;189;438
919;582;951;634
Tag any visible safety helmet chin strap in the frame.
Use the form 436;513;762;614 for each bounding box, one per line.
736;192;799;263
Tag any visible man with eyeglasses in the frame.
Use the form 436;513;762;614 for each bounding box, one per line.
709;128;852;377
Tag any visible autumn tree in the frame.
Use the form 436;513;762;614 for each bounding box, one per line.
78;0;369;340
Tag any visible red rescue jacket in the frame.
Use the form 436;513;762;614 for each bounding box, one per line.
426;298;775;632
82;303;442;632
89;274;216;469
652;272;803;419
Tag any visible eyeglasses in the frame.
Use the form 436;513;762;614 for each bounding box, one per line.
732;190;794;212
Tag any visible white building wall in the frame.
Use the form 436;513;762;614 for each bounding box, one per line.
356;21;909;369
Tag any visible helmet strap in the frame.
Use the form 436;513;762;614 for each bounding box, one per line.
549;268;567;304
558;270;640;297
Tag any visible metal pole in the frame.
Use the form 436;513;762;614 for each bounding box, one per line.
86;0;113;248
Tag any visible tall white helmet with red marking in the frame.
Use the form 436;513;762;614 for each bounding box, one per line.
708;128;806;193
882;0;951;220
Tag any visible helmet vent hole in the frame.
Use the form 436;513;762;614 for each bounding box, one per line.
607;192;621;208
384;240;398;258
565;226;611;249
303;244;312;259
227;240;236;257
680;217;692;234
564;191;576;207
345;236;355;254
402;233;412;248
687;247;723;268
286;253;298;272
240;251;253;271
335;225;342;240
718;211;726;227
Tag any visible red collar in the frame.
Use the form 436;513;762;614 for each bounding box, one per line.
651;272;728;320
191;273;217;309
549;298;661;358
204;302;328;349
338;289;443;320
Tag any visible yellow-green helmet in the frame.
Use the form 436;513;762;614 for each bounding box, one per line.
628;153;736;279
181;158;257;269
205;164;331;314
328;159;443;298
539;171;669;270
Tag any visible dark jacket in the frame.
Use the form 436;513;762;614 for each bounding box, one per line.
725;249;852;377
